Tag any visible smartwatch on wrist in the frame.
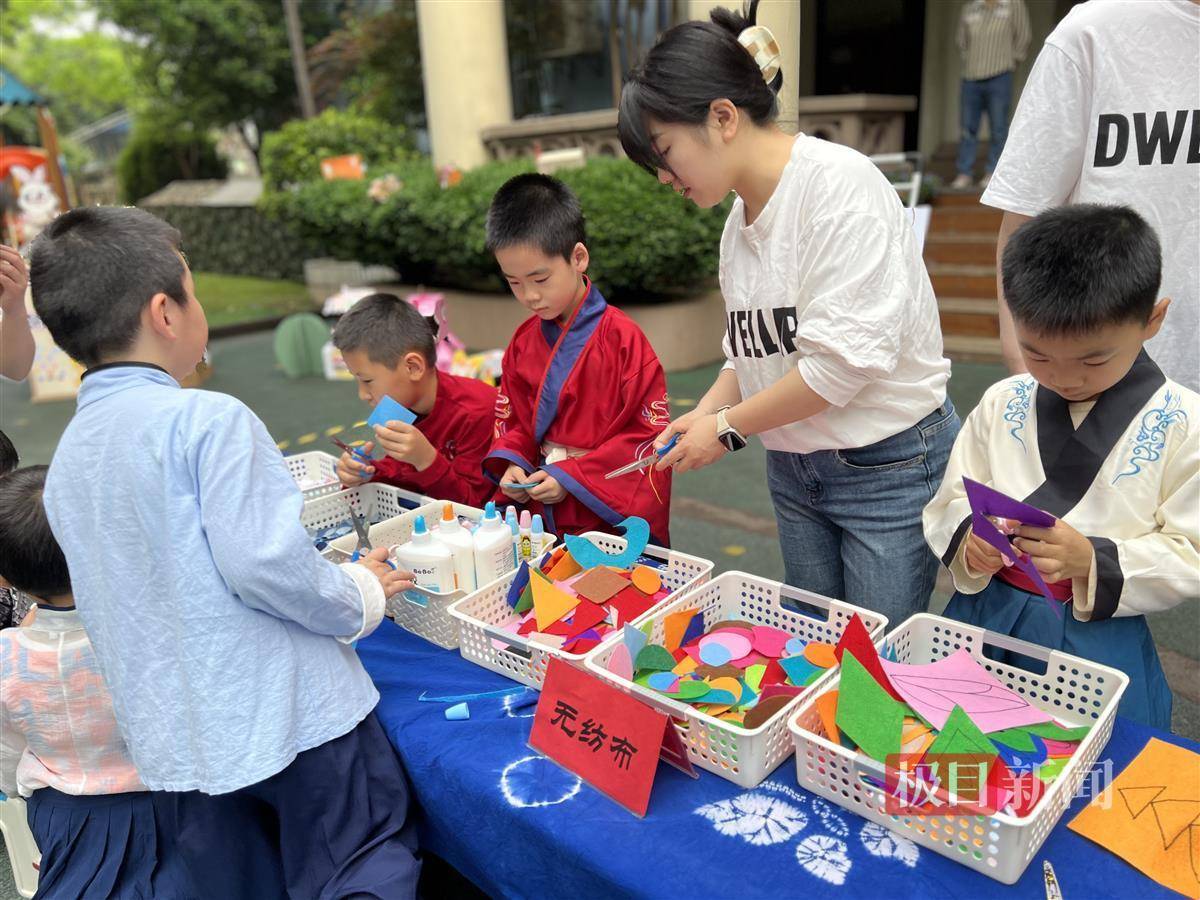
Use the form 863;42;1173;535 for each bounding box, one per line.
715;406;747;453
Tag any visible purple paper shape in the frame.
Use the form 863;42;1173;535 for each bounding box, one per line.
963;478;1061;611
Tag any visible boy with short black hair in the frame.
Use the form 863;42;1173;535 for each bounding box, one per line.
332;292;497;507
31;206;420;898
924;204;1198;730
484;173;673;545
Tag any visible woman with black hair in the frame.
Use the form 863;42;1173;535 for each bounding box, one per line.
620;1;959;625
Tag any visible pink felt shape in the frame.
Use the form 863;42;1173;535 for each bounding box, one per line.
729;651;769;669
702;631;752;660
607;642;634;680
1041;738;1079;757
750;625;792;658
880;648;1052;733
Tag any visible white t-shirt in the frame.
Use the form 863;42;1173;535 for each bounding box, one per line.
719;134;951;454
981;0;1200;391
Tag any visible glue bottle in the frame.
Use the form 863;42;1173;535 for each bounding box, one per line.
434;502;476;592
530;513;546;559
505;506;520;567
393;516;455;593
518;510;533;562
473;501;515;586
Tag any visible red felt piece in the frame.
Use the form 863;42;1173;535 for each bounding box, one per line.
834;613;904;702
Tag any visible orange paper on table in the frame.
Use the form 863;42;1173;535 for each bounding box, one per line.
814;689;840;742
662;608;698;652
1068;737;1200;898
631;565;662;595
547;551;583;581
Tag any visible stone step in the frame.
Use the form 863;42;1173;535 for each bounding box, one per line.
938;297;999;338
929;262;996;299
924;233;997;266
944;334;1004;363
928;205;1004;234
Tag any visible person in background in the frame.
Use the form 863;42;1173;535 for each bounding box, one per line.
0;430;34;630
952;0;1031;190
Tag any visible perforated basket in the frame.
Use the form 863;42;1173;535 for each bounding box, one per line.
584;572;888;788
327;501;489;649
448;534;713;689
787;613;1128;884
300;482;431;539
283;451;342;500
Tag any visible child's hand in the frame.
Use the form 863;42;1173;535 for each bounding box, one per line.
373;422;437;471
500;464;532;502
526;470;566;504
358;547;415;599
336;441;375;486
0;246;28;314
1012;521;1095;583
964;530;1008;576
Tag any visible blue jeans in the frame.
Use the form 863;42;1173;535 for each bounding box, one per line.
957;71;1013;176
766;400;960;630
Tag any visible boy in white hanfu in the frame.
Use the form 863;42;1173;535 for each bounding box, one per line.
924;204;1198;730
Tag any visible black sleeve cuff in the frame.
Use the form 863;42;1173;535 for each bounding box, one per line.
1088;537;1123;621
941;514;974;568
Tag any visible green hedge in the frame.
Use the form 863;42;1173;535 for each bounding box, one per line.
260;108;416;192
118;124;227;204
148;205;311;281
260;155;730;300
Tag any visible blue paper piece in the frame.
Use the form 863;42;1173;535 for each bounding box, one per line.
995;734;1048;774
779;655;821;686
700;688;738;706
505;563;531;609
445;702;470;721
680;612;706;648
699;641;732;666
367;395;417;428
563;517;650;570
622;623;649;661
646;672;678;691
881;642;899;662
784;637;807;657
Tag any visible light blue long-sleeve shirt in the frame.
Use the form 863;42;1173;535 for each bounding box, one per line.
43;364;385;795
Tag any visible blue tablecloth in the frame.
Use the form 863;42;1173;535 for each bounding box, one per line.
358;620;1195;899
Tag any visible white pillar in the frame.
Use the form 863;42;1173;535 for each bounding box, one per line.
687;0;802;132
416;0;513;169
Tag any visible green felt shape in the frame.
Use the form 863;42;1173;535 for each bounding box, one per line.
513;581;534;615
745;664;766;693
698;688;739;706
924;705;999;760
1036;756;1070;783
1020;721;1091;742
633;673;656;688
989;727;1036;752
736;681;758;708
803;669;825;687
273;314;330;378
835;652;908;764
674;680;711;701
634;644;677;673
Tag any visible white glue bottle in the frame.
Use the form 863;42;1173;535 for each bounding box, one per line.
530;514;546;559
518;510;533;562
473;501;515;586
393;516;455;594
505;506;520;567
434;502;476;592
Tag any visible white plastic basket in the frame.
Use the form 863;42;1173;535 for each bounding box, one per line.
787;612;1128;884
448;534;714;689
585;572;888;789
283;451;342;500
300;482;431;539
327;502;556;650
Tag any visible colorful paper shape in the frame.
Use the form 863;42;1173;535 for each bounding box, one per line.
1069;738;1200;898
505;563;531;609
923;704;999;760
532;574;580;631
546;551;583;581
662;608;699;652
572;567;631;604
1021;720;1092;742
880;648;1052;733
835;653;908;763
750;626;792;658
607;642;634;681
813;689;840;743
963;477;1060;606
742;693;793;730
622;623;649;662
635;644;677;673
803;641;838;669
835;613;904;702
779;655;821;687
631;565;662;595
563;517;650;570
367;394;417;428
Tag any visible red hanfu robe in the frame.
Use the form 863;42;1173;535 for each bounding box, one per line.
371;371;499;508
485;281;673;546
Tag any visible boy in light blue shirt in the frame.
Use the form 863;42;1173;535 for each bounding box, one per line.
32;207;421;898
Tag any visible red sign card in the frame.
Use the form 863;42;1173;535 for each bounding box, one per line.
529;657;695;817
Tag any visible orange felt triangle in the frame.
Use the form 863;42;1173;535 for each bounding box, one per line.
662;608;698;652
532;574;580;631
547;550;583;581
815;689;840;742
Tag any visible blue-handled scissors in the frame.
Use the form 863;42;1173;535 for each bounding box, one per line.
347;508;396;569
331;437;373;465
604;434;679;480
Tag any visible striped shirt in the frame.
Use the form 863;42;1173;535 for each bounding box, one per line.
0;607;146;799
958;0;1031;80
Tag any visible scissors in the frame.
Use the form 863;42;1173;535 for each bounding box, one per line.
331;437;373;465
348;507;396;569
604;434;679;480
